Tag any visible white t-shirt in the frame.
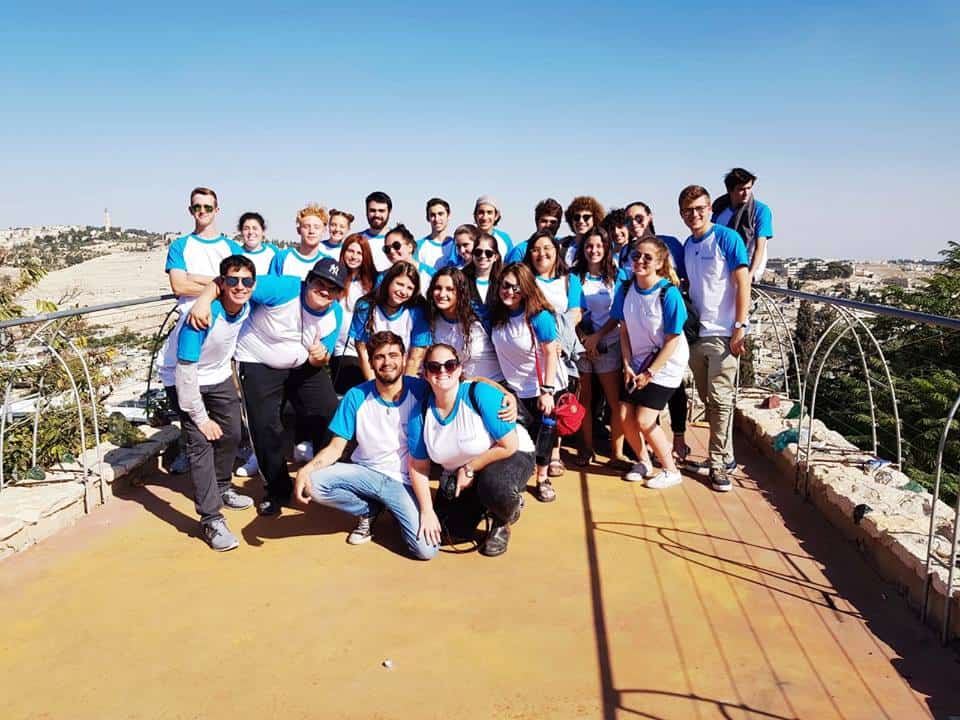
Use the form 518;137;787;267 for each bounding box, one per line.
535;274;582;315
235;276;343;369
334;277;368;357
272;247;324;279
579;274;620;347
364;230;390;272
611;278;689;388
431;315;504;381
408;381;534;471
176;300;249;386
241;243;278;278
159;233;243;386
329;377;430;483
491;309;567;398
683;225;749;337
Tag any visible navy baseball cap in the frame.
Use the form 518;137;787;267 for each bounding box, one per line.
306;257;347;289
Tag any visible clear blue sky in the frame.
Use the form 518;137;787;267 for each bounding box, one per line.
2;1;957;259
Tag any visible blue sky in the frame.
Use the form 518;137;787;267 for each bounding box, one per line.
1;1;957;259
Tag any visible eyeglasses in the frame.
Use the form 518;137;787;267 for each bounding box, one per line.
630;251;656;263
472;248;497;259
221;275;255;288
383;241;405;254
425;359;460;375
573;213;593;222
624;214;648;225
190;204;215;214
501;281;522;294
680;204;710;217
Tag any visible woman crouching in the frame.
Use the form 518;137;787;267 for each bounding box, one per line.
407;343;535;557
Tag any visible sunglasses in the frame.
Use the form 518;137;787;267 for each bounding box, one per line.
190;204;215;214
383;241;405;254
630;251;656;263
472;248;497;259
425;358;460;375
501;281;522;294
573;212;593;222
624;214;648;225
221;275;255;288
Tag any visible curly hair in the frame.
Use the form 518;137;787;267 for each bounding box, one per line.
426;267;480;349
488;262;555;329
564;196;605;234
296;203;329;227
572;227;617;286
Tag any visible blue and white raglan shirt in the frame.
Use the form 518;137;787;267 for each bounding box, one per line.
174;299;249;424
270;246;324;279
431;316;504;381
415;261;436;298
615;235;686;281
329;377;431;483
235;275;343;369
241;242;279;277
536;273;582;315
159;233;243;387
364;230;390;273
315;240;343;261
713;201;774;280
683;224;749;337
407;381;534;471
334;277;368;358
416;235;453;271
578;274;621;348
611;278;689;389
503;240;527;265
482;227;513;259
491;309;568;399
349;301;431;352
473;277;491;303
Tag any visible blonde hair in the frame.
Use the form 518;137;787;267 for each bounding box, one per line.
637;237;681;287
329;208;355;225
296;203;329;227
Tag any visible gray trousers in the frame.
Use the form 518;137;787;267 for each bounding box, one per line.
689;336;738;469
167;378;242;523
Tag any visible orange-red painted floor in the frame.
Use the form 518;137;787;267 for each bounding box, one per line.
2;427;958;720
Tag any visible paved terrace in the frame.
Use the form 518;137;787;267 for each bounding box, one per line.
2;427;959;720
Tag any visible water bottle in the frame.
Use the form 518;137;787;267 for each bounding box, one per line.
535;416;557;466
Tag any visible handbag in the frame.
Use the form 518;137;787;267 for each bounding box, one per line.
528;319;586;436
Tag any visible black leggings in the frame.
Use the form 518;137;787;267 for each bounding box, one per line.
667;383;688;434
435;451;536;536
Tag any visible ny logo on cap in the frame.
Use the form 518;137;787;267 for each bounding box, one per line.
329;262;339;275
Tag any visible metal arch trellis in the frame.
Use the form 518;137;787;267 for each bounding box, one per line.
921;389;960;645
143;302;181;420
751;287;803;399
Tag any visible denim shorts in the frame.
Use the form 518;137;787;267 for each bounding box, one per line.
576;340;622;375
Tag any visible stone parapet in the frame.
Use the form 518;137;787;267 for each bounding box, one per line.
0;424;179;560
734;386;959;641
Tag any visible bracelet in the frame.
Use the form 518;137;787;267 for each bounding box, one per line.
539;384;555;393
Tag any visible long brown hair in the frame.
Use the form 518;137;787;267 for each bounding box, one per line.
427;267;480;342
360;261;425;338
488;262;555;328
339;232;377;293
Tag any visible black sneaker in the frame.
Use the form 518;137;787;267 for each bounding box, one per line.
479;521;511;557
709;468;733;493
256;496;283;516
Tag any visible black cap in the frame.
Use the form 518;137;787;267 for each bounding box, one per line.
306;257;347;289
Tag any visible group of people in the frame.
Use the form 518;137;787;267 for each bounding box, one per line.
161;171;773;557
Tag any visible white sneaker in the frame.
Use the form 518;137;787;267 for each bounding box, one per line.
646;470;682;490
293;441;315;463
235;453;259;478
624;462;652;482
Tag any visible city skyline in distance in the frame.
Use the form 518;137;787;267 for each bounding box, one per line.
1;1;957;261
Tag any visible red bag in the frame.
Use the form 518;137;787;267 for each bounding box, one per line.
529;319;586;436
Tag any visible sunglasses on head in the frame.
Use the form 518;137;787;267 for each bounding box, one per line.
424;358;460;374
383;241;405;254
221;275;255;288
472;248;497;259
191;203;215;214
630;251;656;263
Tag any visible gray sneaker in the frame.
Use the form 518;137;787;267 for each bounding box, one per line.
202;518;239;552
221;487;254;510
624;462;652;483
347;513;377;545
710;468;733;493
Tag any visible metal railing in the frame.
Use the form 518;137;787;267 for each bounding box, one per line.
0;293;177;508
749;282;960;644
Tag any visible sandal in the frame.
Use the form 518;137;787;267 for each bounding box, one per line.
536;479;557;503
548;459;565;477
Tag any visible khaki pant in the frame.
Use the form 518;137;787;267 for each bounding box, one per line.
689;336;738;469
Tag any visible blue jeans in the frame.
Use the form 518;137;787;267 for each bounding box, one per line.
308;463;438;561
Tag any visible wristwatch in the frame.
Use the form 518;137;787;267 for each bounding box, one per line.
463;464;475;478
734;321;750;330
